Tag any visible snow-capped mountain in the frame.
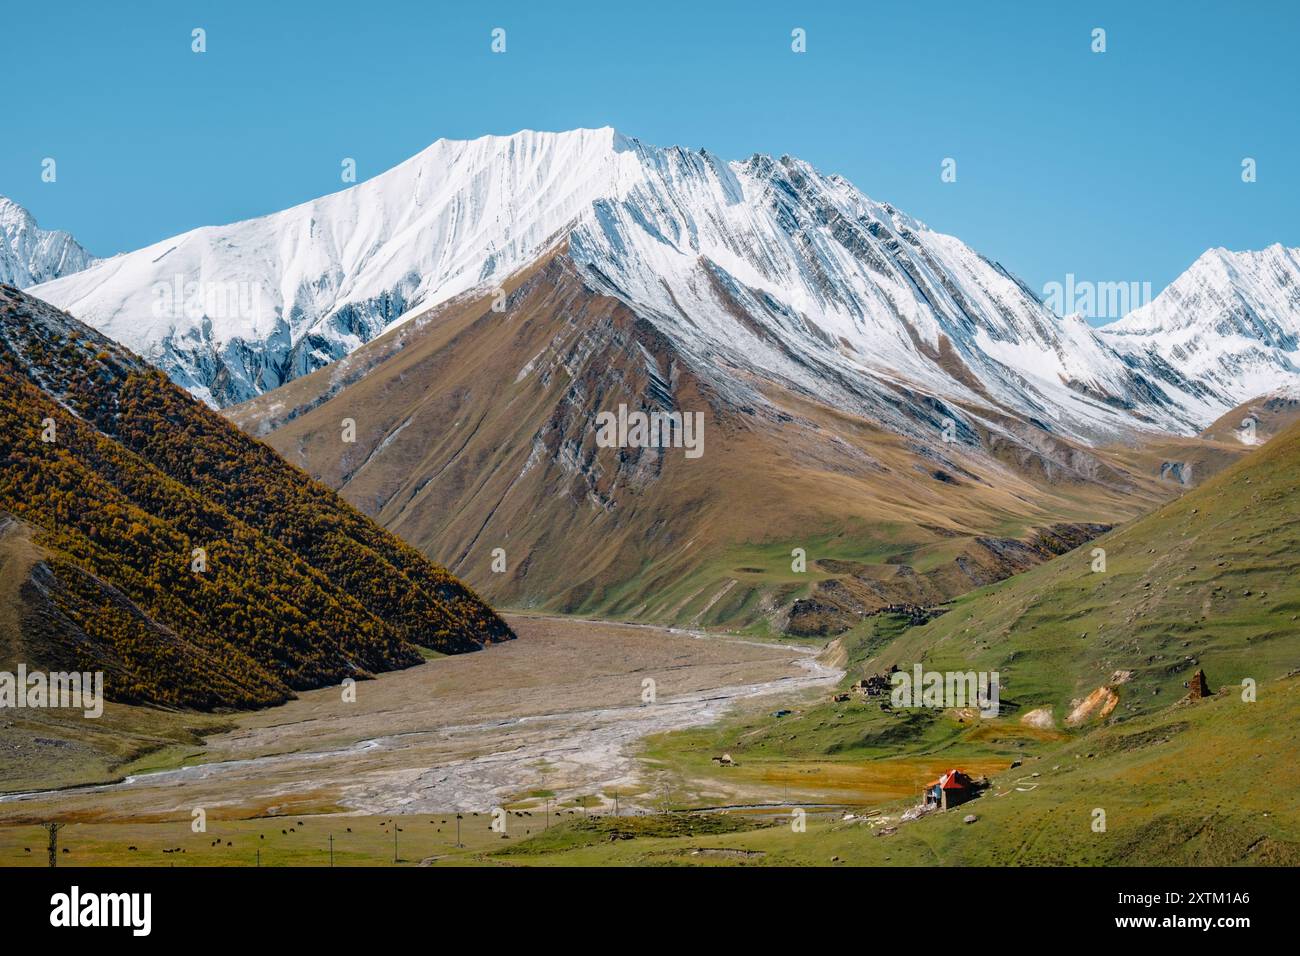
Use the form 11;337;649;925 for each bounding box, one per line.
31;131;623;406
32;128;1190;437
1101;244;1300;423
0;196;98;288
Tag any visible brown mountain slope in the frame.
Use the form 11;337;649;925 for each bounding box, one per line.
1199;389;1300;445
0;285;511;709
229;249;1243;634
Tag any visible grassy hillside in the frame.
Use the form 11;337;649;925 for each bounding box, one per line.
647;413;1300;783
863;413;1300;724
494;419;1300;865
484;672;1299;866
0;284;511;710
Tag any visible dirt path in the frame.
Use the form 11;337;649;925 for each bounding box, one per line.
0;616;839;821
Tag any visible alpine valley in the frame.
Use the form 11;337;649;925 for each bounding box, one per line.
3;128;1299;870
18;129;1300;634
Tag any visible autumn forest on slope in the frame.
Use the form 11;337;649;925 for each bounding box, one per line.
0;285;511;711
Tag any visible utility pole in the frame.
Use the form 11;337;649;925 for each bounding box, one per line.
256;847;260;867
392;824;398;864
43;822;64;868
613;792;619;817
545;798;550;830
455;814;463;848
329;833;334;867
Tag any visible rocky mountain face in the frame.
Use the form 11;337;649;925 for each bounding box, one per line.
0;197;98;288
227;247;1200;633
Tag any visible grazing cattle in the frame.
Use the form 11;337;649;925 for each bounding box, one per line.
23;848;30;853
127;847;136;852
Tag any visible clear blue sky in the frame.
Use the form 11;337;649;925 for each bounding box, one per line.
4;0;1296;323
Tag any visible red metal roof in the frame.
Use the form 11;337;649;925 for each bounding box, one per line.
935;769;970;790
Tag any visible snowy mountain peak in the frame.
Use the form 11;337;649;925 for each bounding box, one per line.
1117;243;1300;332
1101;244;1300;421
0;196;98;289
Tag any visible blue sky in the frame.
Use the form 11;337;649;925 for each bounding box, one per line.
4;0;1296;323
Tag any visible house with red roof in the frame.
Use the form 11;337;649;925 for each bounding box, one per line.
924;769;977;810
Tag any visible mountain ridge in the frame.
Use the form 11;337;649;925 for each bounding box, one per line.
31;127;1202;445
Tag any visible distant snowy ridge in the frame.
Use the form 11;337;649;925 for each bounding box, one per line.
1101;244;1300;423
0;197;98;288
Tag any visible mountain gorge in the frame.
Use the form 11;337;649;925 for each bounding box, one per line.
864;407;1300;726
